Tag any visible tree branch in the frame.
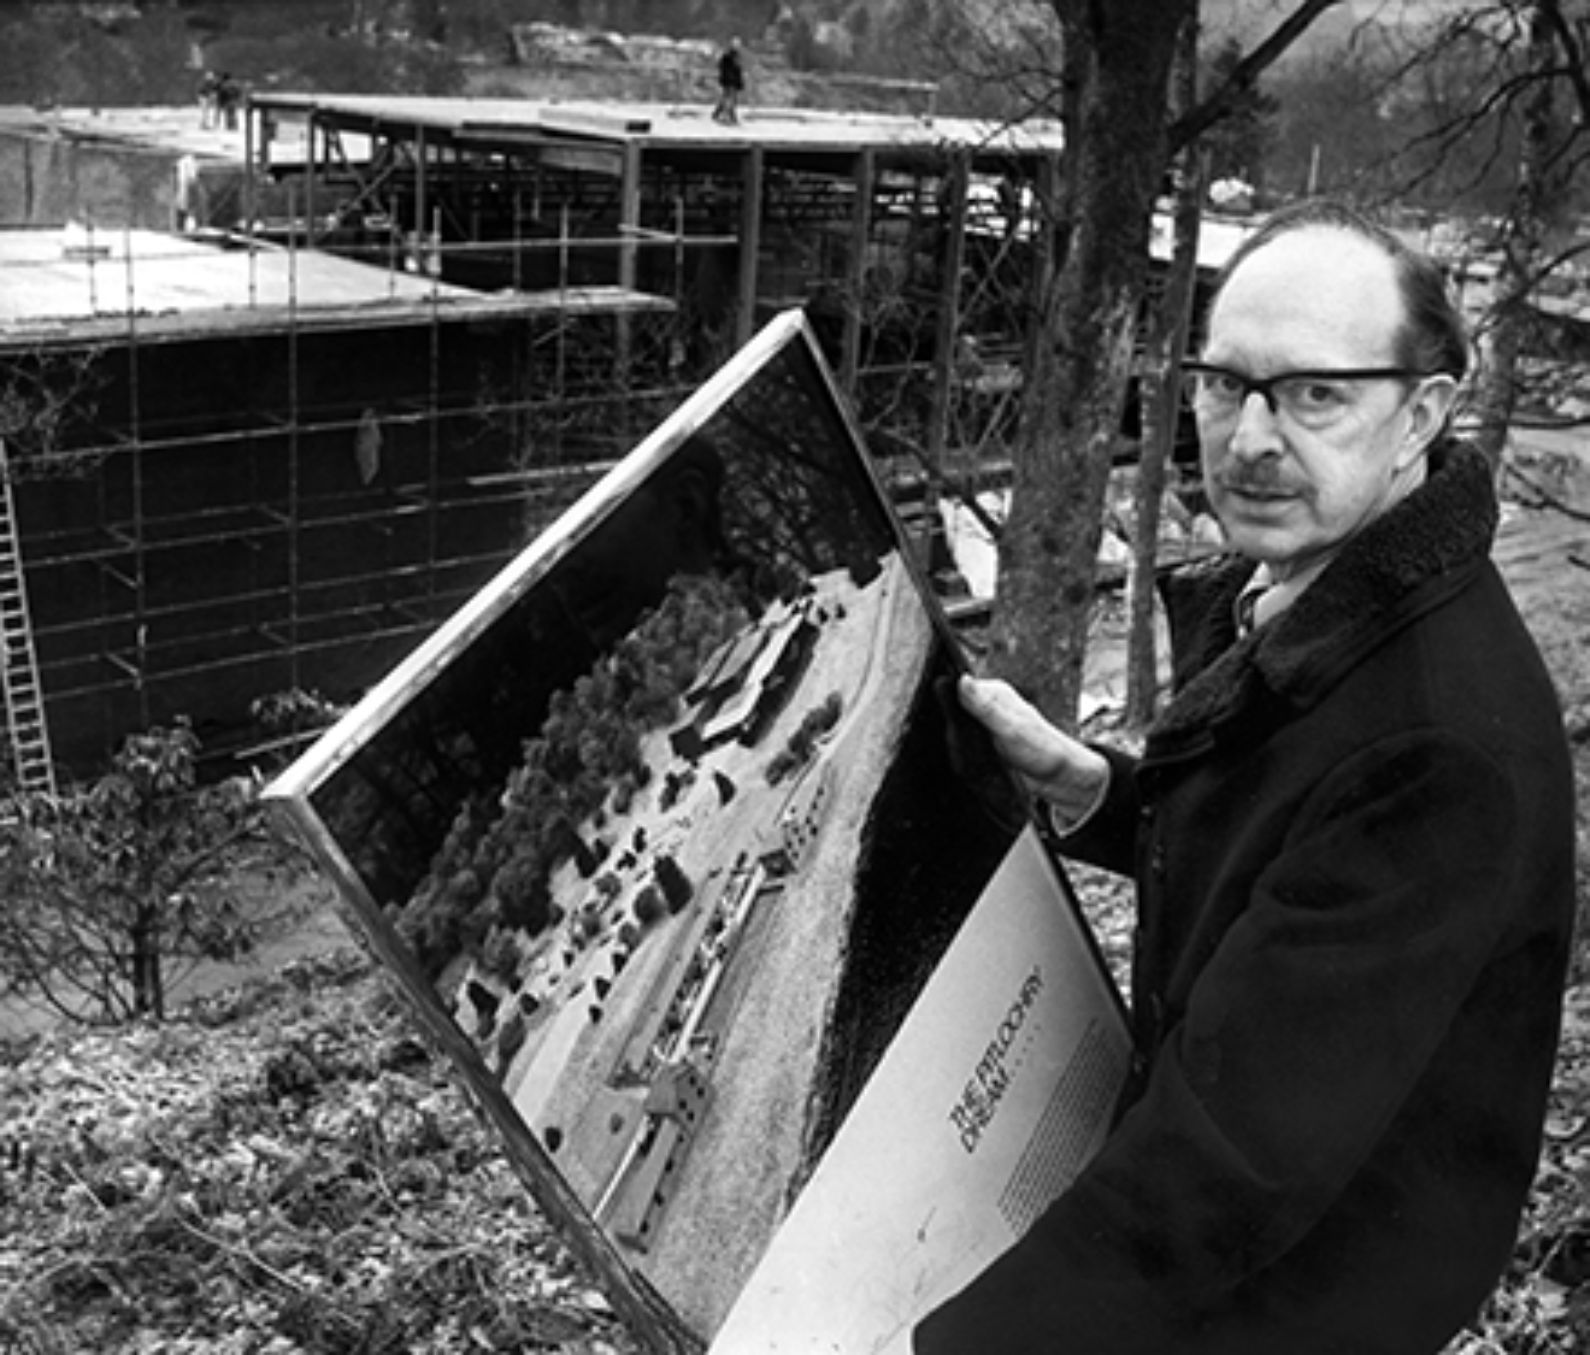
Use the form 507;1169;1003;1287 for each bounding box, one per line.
1169;0;1344;153
1537;0;1590;125
1504;460;1590;523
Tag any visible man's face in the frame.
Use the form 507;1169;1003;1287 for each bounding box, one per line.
1196;228;1453;580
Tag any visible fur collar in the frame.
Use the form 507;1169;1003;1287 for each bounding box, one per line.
1151;440;1498;748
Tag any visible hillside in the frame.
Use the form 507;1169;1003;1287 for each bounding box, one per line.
2;0;1473;133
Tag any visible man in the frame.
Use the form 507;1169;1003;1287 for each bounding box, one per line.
713;38;744;126
917;201;1576;1353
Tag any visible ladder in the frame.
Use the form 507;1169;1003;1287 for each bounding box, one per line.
0;440;55;795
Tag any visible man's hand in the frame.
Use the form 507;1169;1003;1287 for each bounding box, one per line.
957;675;1111;823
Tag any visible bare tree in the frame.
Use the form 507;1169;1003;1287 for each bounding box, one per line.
1125;13;1205;728
1303;1;1590;469
988;0;1341;726
1468;1;1564;468
984;0;1187;725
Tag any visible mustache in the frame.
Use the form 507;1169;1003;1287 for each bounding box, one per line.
1212;465;1299;496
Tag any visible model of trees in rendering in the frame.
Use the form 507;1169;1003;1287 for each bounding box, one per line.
394;571;751;977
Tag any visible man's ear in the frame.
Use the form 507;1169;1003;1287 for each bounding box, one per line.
1400;374;1460;466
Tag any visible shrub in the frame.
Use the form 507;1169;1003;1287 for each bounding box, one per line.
633;886;666;926
655;855;693;913
496;1010;528;1065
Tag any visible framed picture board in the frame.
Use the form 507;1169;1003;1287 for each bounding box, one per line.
264;309;1128;1349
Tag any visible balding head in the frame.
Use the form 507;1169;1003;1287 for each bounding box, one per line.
1210;200;1469;381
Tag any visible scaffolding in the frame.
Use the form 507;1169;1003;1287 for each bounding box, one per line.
0;221;691;780
1;97;1100;782
248;97;1065;353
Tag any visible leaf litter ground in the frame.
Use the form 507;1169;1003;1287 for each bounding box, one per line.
0;950;643;1354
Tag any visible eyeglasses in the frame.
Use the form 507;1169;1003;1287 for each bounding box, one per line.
1181;361;1429;430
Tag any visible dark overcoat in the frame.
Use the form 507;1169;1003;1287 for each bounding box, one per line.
916;442;1577;1354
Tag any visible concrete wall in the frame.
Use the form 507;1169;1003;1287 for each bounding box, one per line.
0;124;182;230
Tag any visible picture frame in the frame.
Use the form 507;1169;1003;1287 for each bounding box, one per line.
264;309;1127;1347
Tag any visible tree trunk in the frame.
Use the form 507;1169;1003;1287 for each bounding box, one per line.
131;901;165;1021
1470;1;1557;472
1127;18;1204;729
987;0;1195;728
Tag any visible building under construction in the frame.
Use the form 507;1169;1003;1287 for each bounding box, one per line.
0;95;1071;785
